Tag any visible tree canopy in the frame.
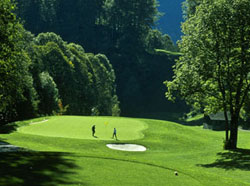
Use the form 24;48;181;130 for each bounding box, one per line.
1;0;183;124
0;0;120;124
30;32;120;117
0;0;37;123
15;0;179;116
182;0;202;19
166;0;250;149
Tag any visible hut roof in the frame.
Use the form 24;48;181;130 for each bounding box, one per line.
209;112;231;121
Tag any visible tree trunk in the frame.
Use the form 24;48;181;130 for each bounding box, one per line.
223;110;229;141
228;114;239;149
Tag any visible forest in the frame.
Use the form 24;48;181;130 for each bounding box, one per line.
1;0;180;124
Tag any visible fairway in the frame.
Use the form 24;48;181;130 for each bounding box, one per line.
17;116;147;141
1;116;250;186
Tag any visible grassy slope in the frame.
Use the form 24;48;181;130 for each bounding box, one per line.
155;48;183;56
0;116;250;186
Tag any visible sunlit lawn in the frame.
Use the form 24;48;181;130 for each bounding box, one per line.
0;116;250;186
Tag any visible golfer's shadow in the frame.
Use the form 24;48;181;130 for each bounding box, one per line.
93;136;98;138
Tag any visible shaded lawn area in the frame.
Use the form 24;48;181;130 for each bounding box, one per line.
0;151;83;186
0;122;18;134
0;117;47;134
198;148;250;171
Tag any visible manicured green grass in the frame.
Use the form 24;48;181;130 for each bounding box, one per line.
185;114;204;122
17;116;147;140
1;116;250;186
155;49;183;56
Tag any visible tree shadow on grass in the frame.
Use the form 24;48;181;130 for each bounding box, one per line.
0;122;18;134
0;151;86;186
197;148;250;171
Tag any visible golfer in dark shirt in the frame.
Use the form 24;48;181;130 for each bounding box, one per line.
92;125;96;137
112;128;117;140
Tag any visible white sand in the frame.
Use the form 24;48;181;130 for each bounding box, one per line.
0;144;20;152
106;144;147;152
30;119;48;125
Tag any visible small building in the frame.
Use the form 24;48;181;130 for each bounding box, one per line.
203;112;231;131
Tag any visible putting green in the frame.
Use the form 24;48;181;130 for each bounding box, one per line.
18;116;147;140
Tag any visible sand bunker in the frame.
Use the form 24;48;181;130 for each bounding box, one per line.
106;144;147;152
0;144;20;152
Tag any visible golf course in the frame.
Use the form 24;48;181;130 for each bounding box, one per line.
2;0;250;185
0;116;250;186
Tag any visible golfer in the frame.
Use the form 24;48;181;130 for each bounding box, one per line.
92;125;96;137
112;128;117;140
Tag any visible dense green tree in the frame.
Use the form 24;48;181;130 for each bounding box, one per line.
166;0;250;149
0;0;121;123
16;0;182;117
97;0;176;115
89;54;119;115
16;0;105;53
0;0;38;123
37;72;59;115
14;52;39;120
146;29;177;53
16;0;160;53
99;0;160;53
35;36;83;115
0;0;19;118
182;0;202;19
16;0;57;33
55;0;105;52
33;32;119;116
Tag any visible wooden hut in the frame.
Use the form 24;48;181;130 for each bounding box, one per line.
203;112;231;131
